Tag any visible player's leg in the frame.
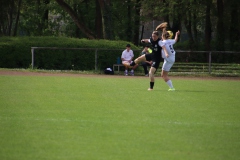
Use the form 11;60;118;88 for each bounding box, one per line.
148;59;160;90
161;70;170;82
130;55;146;67
163;70;174;91
161;60;174;90
148;60;160;90
148;67;156;90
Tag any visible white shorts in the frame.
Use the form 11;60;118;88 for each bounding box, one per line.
162;59;174;71
122;61;132;65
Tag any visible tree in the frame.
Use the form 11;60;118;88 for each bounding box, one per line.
126;0;132;42
216;0;224;51
162;0;170;24
1;0;239;51
229;0;240;49
171;1;182;36
95;0;103;39
36;0;50;35
0;0;14;36
98;0;113;39
192;0;199;47
55;0;95;39
133;0;141;45
204;0;212;51
182;0;195;49
10;0;55;36
13;0;22;36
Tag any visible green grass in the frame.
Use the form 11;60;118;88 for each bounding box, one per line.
0;73;240;160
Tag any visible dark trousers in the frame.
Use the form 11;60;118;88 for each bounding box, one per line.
142;62;151;75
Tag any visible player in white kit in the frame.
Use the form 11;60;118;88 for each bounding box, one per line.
160;30;180;91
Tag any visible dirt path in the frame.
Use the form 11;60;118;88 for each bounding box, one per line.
0;69;240;81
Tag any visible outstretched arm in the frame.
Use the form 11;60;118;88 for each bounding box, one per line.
141;39;150;43
175;30;180;42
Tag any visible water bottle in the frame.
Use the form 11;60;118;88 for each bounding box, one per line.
117;57;121;64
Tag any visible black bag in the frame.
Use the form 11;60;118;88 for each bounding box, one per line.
104;67;114;75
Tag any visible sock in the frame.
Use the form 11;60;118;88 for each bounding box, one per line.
150;82;154;89
166;80;174;88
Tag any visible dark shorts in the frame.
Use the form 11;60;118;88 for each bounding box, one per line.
145;54;161;69
145;54;152;62
151;61;160;69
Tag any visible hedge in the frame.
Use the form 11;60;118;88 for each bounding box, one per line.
1;37;239;71
0;37;141;70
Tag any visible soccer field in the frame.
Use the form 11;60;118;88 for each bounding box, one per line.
0;71;240;160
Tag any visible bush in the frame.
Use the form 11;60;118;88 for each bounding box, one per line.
1;37;239;70
0;37;140;70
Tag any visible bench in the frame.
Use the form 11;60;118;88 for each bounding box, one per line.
113;64;124;74
113;63;150;75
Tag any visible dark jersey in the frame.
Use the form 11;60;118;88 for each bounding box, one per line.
149;37;162;62
144;37;162;69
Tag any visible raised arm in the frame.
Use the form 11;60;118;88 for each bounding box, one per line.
175;30;180;42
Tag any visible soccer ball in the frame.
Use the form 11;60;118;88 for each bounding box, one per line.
167;31;173;39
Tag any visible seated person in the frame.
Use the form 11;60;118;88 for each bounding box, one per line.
121;44;138;76
141;45;152;76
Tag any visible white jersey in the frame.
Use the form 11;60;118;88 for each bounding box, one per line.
121;49;134;61
160;39;176;62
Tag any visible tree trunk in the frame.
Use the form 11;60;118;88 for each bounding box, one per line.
171;2;181;36
126;0;132;41
13;0;22;36
162;0;170;26
229;0;239;49
192;0;198;48
216;0;224;51
133;0;140;46
204;0;211;51
55;0;95;39
95;0;103;39
98;0;111;39
43;0;50;26
104;0;112;39
193;13;198;46
7;0;14;36
42;8;49;32
98;0;106;38
183;2;194;50
36;0;42;35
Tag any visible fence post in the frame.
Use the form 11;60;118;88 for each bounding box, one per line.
95;49;98;71
208;51;211;74
31;48;34;69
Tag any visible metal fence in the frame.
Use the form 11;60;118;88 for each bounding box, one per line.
31;47;240;74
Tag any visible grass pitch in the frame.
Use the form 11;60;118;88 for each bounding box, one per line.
0;73;240;160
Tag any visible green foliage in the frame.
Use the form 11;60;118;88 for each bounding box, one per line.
1;36;239;71
1;0;240;52
0;37;139;70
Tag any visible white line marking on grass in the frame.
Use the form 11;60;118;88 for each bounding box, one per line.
0;116;239;127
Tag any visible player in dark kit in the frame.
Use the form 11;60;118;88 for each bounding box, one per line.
129;22;168;90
